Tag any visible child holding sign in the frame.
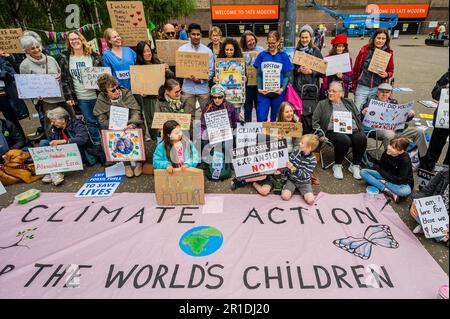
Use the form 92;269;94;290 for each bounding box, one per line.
153;120;199;173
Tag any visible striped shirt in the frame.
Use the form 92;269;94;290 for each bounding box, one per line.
287;150;317;184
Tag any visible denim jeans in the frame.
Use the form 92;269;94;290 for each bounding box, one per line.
39;139;50;147
360;169;412;197
354;85;379;112
78;99;101;144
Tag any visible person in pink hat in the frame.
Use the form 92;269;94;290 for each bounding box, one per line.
322;34;353;98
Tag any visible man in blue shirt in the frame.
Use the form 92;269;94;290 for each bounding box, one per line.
178;23;215;120
179;24;189;41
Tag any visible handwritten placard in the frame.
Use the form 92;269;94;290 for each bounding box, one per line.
81;67;112;90
261;62;281;92
0;28;23;54
363;100;414;131
368;48;392;73
175;51;210;80
156;40;189;66
29;144;83;175
244;51;259;86
154;168;205;205
14;74;61;99
215;58;246;104
414;195;449;239
262;122;303;138
435;88;449;129
324;53;351;76
205;109;233;145
130;64;165;96
236;123;264;148
293;51;328;74
151;112;191;130
333;111;353;134
106;1;149;46
109;105;129;130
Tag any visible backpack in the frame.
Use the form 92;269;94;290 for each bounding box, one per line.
407;142;420;172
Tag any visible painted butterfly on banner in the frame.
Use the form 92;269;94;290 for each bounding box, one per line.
333;225;399;260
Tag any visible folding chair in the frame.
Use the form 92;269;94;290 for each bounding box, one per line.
364;128;385;160
315;129;352;170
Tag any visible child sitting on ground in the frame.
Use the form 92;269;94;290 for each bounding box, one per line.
360;136;414;203
281;134;320;205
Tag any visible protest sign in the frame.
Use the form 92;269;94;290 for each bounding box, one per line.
106;1;148;46
0;28;23;54
414;195;449;239
156;40;189;66
263;122;303;138
76;172;124;198
363;100;414;131
435;88;449;129
154;168;205;205
105;162;126;178
243;51;259;86
333;111;353;134
0;181;6;196
101;129;145;162
80;67;112;90
418;100;438;109
215;58;245;104
293;51;328;74
324;53;352;76
261;62;282;92
236;123;264;148
205;109;233;145
368;48;392;73
14;74;61;99
283;47;295;63
232;139;289;178
176;51;210;80
130;65;165;96
29;144;83;175
417;168;436;191
151;112;191;130
87;39;100;54
109;106;129;130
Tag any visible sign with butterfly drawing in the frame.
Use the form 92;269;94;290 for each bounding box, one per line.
101;129;145;162
363;100;414;131
107;1;149;47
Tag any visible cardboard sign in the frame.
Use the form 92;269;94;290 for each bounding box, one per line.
102;129;146;162
232;139;289;179
435;88;449;129
76;172;124;198
87;39;100;54
243;51;259;86
262;122;303;138
130;64;165;95
154;168;205;205
156;40;189;66
368;48;392;73
414;195;449;239
363;100;414;131
215;58;246;104
14;74;61;99
109;105;129;130
333;111;353;134
293;51;328;74
0;28;23;54
324;53;352;76
417;168;436;191
236;123;264;148
205;109;233;145
106;1;149;46
29;144;83;175
246;67;257;86
175;51;210;80
152;112;191;130
261;62;282;92
80;67;112;90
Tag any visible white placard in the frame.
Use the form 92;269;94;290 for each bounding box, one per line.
81;67;112;90
236;123;264;148
0;181;6;196
414;195;449;239
435;88;449;129
109;105;129;130
261;61;282;92
333;111;352;134
205;109;233;145
429;21;438;28
0;80;5;88
76;172;124;198
29;144;83;175
418;100;438;109
363;100;414;131
14;74;61;99
324;53;352;76
105;162;126;178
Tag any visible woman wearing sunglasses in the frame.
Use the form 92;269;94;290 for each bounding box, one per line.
93;74;144;178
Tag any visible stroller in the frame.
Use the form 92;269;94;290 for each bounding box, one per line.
299;84;320;134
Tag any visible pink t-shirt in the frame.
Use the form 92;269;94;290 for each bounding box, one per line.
174;143;184;166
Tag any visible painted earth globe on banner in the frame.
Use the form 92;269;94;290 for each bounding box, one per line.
179;226;224;257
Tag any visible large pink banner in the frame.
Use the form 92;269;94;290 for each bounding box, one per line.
0;192;447;299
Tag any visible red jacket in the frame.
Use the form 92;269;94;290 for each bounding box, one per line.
352;44;394;92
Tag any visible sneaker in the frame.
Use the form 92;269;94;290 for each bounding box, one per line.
134;163;143;177
125;165;134;178
383;188;399;203
332;164;344;179
231;178;247;191
27;127;45;141
42;174;52;183
438;285;449;299
348;164;362;180
51;173;64;186
413;225;424;234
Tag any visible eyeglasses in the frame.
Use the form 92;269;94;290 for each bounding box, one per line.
166;32;175;36
69;37;80;42
110;86;120;93
212;95;224;100
174;90;181;94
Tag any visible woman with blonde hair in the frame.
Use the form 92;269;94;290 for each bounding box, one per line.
207;26;222;58
59;31;103;145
